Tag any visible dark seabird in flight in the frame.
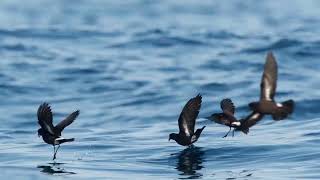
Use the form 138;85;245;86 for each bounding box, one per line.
37;103;79;160
207;98;241;137
169;94;206;146
207;99;265;137
248;52;294;120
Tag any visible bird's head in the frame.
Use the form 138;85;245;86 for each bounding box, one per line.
169;133;178;142
37;128;43;137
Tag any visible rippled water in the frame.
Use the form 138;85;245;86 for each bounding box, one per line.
0;0;320;179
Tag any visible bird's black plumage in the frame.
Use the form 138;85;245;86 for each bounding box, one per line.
248;52;295;120
207;98;241;137
221;98;235;115
37;103;79;160
169;94;205;146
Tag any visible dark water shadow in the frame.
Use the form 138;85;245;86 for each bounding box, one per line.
37;162;76;175
173;146;205;179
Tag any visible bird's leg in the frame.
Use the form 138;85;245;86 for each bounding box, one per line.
232;129;235;137
56;145;60;153
223;127;232;138
52;145;56;160
53;145;60;160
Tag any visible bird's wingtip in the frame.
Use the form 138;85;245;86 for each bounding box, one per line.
267;51;274;56
266;51;276;62
40;102;50;108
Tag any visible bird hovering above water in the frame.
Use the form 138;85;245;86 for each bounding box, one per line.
248;52;294;120
207;99;265;137
37;103;79;160
207;98;240;138
169;94;206;146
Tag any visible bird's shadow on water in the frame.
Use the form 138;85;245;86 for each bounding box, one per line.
172;146;205;179
37;162;76;175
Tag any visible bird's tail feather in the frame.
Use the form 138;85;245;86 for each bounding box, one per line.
241;128;249;134
281;99;295;114
272;99;295;120
195;126;206;137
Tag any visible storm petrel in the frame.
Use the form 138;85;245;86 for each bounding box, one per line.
169;94;206;146
37;103;79;160
207;99;265;137
248;52;294;120
207;98;241;137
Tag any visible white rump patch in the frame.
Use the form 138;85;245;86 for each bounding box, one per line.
231;122;241;126
56;137;65;141
276;103;283;107
55;137;68;145
191;135;197;143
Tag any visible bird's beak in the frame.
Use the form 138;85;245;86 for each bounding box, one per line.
168;137;171;141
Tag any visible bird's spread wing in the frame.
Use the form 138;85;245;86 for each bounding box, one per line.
240;111;264;129
221;98;235;115
208;113;231;126
37;103;55;135
55;110;80;134
178;94;202;137
260;52;277;101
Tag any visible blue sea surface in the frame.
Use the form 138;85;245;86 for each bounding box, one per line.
0;0;320;179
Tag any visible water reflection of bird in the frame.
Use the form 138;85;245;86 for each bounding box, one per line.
37;163;75;175
175;146;205;179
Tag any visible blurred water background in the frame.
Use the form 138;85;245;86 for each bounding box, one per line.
0;0;320;179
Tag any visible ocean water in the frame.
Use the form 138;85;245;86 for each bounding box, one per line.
0;0;320;179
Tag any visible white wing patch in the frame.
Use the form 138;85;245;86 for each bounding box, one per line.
276;103;283;107
183;122;191;137
264;75;273;101
251;113;260;119
44;123;55;135
265;88;272;100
